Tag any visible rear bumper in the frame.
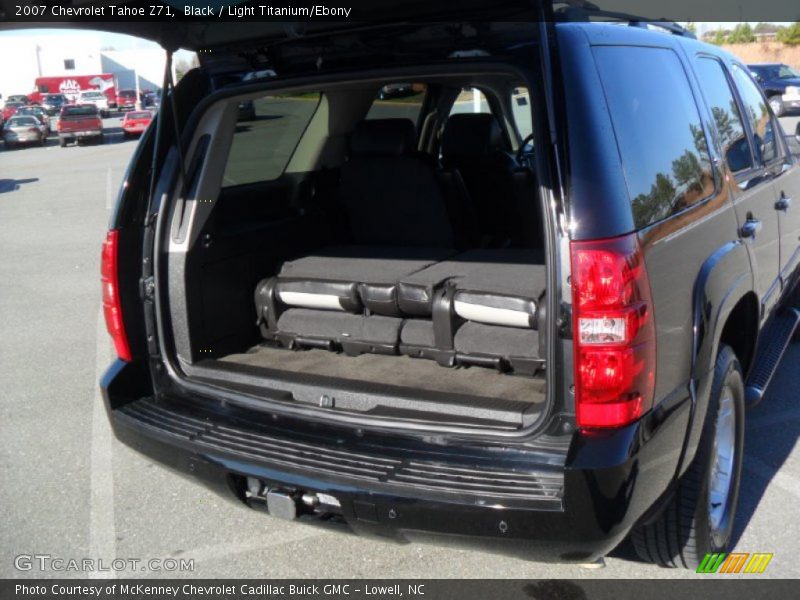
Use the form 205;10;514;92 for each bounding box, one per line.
59;130;102;138
5;134;41;143
782;97;800;113
102;360;692;563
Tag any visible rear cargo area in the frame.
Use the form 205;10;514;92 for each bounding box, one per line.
222;345;544;403
162;69;550;430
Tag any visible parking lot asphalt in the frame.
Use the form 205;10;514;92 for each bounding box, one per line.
1;114;799;579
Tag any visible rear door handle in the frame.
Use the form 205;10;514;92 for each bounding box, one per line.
775;195;792;212
741;219;762;239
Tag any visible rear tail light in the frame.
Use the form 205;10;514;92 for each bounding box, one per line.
570;233;656;429
101;230;132;361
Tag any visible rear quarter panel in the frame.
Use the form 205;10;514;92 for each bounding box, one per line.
557;25;754;476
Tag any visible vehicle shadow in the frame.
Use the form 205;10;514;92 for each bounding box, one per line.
0;178;39;193
610;340;800;564
730;341;800;547
102;126;137;145
235;115;283;132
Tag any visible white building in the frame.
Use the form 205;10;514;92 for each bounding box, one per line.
0;34;176;103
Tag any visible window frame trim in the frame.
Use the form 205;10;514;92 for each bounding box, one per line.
729;61;785;171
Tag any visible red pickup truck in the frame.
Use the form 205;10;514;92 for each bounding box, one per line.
56;104;103;147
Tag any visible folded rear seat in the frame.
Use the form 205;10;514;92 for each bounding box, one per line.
398;248;547;374
398;248;545;318
275;245;454;316
275;309;404;355
256;118;470;354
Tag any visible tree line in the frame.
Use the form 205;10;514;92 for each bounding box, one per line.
694;22;800;46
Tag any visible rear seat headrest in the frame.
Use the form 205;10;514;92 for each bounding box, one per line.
441;113;506;160
348;118;417;158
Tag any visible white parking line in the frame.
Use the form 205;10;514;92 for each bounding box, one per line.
88;310;117;578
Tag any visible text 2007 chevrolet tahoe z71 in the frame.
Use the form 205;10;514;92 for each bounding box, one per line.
96;5;800;568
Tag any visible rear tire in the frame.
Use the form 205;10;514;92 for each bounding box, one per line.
59;138;67;147
631;344;744;568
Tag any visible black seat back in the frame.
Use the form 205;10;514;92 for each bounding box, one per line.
441;113;542;248
339;119;455;248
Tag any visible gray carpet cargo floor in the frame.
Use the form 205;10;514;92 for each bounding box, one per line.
220;345;545;404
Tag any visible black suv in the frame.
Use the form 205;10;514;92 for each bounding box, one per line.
748;63;800;117
96;7;800;568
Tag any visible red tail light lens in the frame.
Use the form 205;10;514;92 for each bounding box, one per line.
101;230;132;361
570;233;656;428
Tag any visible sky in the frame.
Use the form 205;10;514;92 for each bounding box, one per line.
0;28;156;48
0;28;195;61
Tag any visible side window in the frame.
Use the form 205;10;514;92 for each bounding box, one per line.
730;64;779;164
694;57;752;173
449;88;491;116
366;83;426;122
222;93;321;188
594;46;715;228
511;87;533;140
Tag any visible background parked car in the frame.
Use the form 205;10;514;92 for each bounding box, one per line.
15;105;50;135
121;110;152;137
237;100;256;121
79;90;110;117
41;93;67;116
141;90;160;108
377;82;416;99
748;63;800;116
2;101;24;121
3;115;45;148
116;89;137;111
6;94;31;106
56;104;103;147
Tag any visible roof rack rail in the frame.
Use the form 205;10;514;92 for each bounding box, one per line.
553;4;697;39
